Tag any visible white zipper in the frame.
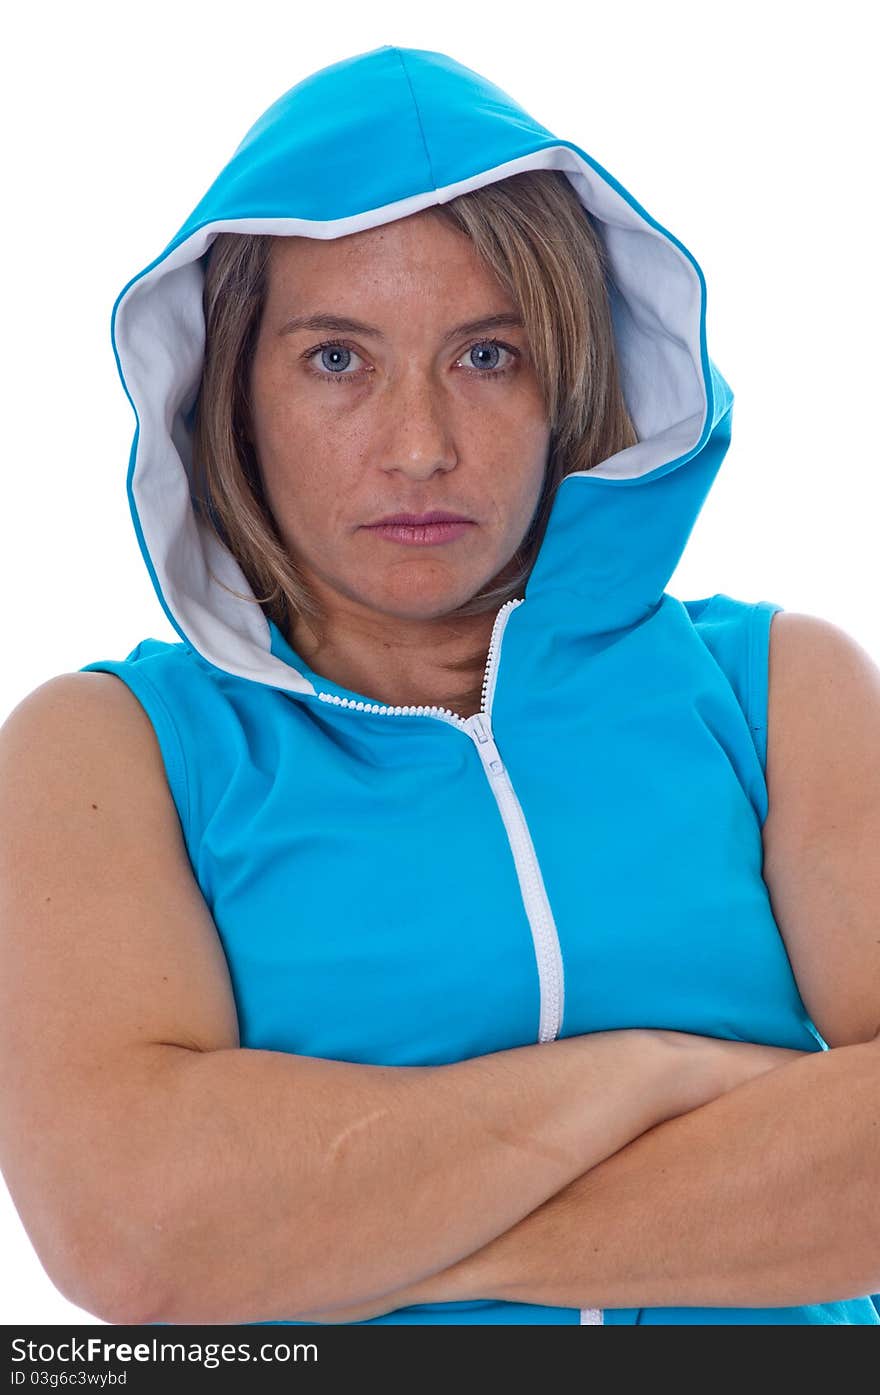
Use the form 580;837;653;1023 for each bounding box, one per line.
465;707;564;1041
315;596;565;1043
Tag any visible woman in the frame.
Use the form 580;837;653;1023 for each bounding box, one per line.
1;45;878;1326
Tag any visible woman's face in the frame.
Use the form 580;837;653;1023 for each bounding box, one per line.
249;210;551;634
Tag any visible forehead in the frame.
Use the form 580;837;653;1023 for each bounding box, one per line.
265;210;510;302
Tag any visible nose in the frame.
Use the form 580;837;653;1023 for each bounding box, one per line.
380;372;458;480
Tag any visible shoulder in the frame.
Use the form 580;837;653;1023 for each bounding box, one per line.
766;610;880;810
1;669;164;752
767;608;880;683
764;613;880;853
0;672;176;826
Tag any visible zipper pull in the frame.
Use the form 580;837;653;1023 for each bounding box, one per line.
467;713;506;776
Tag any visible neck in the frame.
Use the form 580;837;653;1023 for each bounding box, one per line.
288;608;497;717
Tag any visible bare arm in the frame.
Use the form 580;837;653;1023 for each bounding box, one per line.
292;1036;814;1325
411;1034;880;1313
0;673;737;1326
110;1027;694;1324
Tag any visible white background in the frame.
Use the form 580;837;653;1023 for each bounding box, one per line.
1;0;877;1324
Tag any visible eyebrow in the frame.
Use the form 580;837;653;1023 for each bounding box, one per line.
278;311;525;344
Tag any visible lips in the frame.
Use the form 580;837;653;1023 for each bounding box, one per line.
365;519;475;546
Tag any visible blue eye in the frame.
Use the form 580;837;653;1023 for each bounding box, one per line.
302;337;518;385
306;342;365;378
462;340;518;376
469;342;503;370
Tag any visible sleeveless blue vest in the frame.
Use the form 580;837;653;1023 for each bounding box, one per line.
80;44;880;1325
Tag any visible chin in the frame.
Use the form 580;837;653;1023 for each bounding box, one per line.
364;580;480;621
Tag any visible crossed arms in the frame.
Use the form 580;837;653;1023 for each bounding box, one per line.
301;1031;880;1321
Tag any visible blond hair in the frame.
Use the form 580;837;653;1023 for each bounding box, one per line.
191;169;638;658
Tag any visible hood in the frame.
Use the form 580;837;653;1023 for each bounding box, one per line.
111;43;733;697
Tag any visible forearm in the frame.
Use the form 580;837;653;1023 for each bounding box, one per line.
428;1038;880;1312
110;1030;670;1324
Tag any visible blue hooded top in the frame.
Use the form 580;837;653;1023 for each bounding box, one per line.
80;44;880;1326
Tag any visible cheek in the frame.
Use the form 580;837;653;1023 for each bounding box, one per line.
252;381;321;488
255;419;360;533
257;372;368;458
257;389;313;455
516;421;551;498
487;389;550;459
